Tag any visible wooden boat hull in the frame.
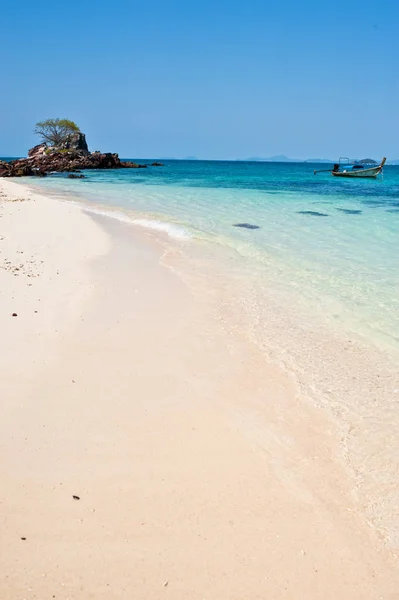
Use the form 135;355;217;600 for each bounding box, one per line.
332;166;382;178
332;158;386;178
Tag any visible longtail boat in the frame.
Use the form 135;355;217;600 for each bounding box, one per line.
314;157;386;178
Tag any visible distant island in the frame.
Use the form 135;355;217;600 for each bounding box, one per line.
242;155;398;165
242;155;331;163
243;155;299;162
304;158;334;164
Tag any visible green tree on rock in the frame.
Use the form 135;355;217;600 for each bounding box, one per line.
34;118;80;146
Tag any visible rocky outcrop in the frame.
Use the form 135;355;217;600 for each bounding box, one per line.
28;143;48;158
0;160;46;178
0;140;149;177
59;132;89;152
27;134;88;155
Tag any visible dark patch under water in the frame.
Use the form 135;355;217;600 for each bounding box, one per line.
361;199;387;208
233;223;260;230
336;208;362;215
297;210;329;217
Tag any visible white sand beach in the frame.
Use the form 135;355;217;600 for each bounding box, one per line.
1;179;398;599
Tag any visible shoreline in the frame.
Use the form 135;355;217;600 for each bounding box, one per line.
22;178;399;546
1;179;399;598
24;175;399;360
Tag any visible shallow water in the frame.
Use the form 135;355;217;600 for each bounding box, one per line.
29;160;399;354
23;160;399;547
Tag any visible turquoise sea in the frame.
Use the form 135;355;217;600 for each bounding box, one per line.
27;160;399;355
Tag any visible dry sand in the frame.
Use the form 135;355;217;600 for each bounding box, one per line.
0;179;398;599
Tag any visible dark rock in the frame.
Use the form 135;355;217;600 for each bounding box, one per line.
21;537;26;541
67;174;85;179
73;495;80;500
0;161;11;177
151;162;164;166
28;143;47;158
12;313;17;317
32;168;47;177
1;133;148;177
121;161;148;169
233;223;260;230
56;132;89;153
0;158;46;178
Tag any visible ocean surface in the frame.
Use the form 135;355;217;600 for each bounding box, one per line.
27;159;399;355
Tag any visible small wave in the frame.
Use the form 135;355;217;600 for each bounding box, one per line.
74;204;135;224
132;218;192;239
77;204;191;240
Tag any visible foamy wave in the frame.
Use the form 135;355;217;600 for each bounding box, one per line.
132;218;192;239
77;204;191;240
73;204;134;224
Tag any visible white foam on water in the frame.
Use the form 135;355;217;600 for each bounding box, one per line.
132;218;192;239
74;203;192;240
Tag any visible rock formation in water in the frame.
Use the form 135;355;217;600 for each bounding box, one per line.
0;132;149;177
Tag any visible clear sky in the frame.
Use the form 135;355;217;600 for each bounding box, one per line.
1;0;398;159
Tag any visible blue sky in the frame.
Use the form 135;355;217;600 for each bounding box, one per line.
1;0;398;159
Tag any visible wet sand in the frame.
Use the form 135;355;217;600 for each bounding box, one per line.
0;179;398;599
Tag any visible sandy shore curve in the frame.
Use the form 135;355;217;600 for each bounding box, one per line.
1;179;398;599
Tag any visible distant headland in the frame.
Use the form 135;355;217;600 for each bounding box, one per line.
242;155;398;165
